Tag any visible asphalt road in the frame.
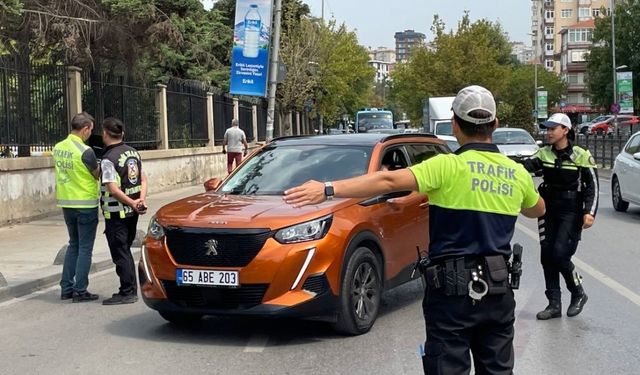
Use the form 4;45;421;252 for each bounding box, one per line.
1;176;638;375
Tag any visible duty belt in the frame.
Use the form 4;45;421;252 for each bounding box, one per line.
424;255;511;304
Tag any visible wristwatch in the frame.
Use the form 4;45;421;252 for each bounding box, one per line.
324;182;335;201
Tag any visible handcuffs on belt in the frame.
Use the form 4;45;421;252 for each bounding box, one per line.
468;265;489;305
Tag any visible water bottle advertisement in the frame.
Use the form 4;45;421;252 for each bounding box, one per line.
229;0;273;97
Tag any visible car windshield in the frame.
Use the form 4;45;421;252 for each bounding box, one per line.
435;121;453;135
219;145;371;195
357;113;393;130
445;140;460;151
492;130;536;145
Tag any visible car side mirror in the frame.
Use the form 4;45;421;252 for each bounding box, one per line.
204;178;222;192
536;140;543;146
633;152;640;161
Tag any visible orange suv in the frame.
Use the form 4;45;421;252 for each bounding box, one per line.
139;134;449;334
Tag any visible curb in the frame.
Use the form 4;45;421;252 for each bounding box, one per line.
0;249;140;304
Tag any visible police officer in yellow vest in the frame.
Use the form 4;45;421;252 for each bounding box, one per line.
283;86;546;374
521;113;598;320
99;117;148;305
53;112;101;303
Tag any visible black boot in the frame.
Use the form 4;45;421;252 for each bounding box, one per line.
567;284;588;317
537;289;562;320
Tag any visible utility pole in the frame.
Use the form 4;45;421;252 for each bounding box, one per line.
318;0;325;135
265;0;283;142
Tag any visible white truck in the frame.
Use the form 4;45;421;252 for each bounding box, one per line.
422;96;456;135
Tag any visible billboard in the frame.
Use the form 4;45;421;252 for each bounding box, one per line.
537;90;548;119
229;0;273;97
617;71;634;114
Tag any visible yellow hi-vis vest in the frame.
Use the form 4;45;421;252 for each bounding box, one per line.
53;134;99;208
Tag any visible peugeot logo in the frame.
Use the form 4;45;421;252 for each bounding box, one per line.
205;239;219;256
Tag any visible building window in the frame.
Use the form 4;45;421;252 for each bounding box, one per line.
561;9;573;18
546;60;554;69
568;28;593;43
567;74;579;84
592;8;600;17
546;43;554;52
561;0;573;2
545;26;555;36
571;50;588;62
578;7;591;18
546;10;554;19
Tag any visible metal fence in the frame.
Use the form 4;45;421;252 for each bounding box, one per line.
575;134;630;169
82;70;159;150
213;94;234;145
0;57;68;157
166;79;209;149
238;100;254;142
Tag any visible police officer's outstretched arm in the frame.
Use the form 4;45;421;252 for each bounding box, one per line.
283;169;418;207
519;165;545;218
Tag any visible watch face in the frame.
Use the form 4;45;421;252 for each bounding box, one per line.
324;185;335;197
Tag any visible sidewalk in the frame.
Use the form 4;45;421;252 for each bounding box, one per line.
0;184;204;303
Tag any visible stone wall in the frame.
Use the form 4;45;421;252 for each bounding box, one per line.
0;147;231;226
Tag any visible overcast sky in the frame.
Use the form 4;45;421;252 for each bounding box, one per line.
201;0;532;47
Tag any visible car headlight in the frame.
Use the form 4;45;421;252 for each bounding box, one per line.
147;216;165;240
274;215;333;244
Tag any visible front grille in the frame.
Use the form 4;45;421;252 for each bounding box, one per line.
161;281;268;309
165;227;272;267
302;274;329;295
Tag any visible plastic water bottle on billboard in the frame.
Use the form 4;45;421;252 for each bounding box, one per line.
243;4;261;58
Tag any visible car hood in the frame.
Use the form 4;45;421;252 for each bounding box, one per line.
155;193;350;230
496;144;539;157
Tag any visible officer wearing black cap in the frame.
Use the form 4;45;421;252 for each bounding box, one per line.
521;113;598;320
99;117;148;305
283;85;545;374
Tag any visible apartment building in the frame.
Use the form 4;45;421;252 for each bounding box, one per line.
394;30;426;63
511;42;535;64
559;19;596;111
531;0;609;73
368;47;396;83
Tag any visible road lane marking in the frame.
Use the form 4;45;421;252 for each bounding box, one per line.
244;334;269;353
516;222;640;308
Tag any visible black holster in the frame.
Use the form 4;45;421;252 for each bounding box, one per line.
483;255;509;295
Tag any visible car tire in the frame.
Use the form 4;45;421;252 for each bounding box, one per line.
158;311;203;325
612;176;629;212
333;246;382;336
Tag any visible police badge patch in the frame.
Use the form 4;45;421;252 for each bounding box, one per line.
127;158;139;184
588;156;596;166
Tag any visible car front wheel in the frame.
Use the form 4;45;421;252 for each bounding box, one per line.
612;176;629;212
333;246;382;336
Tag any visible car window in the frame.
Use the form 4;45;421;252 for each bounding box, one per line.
406;144;442;165
492;130;536;145
380;147;409;171
625;135;640;155
219;145;371;195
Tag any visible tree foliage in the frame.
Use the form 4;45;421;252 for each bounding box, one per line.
390;13;513;122
587;0;640;111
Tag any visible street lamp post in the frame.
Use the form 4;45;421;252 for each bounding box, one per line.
529;32;540;122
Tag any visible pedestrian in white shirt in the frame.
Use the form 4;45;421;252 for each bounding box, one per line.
222;119;249;174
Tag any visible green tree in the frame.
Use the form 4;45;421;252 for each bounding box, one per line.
315;20;374;124
587;0;640;111
390;13;513;123
499;64;565;128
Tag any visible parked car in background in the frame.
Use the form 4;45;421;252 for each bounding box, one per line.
436;134;460;152
491;128;540;164
139;134;449;335
577;115;612;134
590;115;639;135
611;131;640;212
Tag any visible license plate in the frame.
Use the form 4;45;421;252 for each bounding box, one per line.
176;269;239;287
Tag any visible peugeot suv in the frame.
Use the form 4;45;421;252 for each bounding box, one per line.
139;134;448;335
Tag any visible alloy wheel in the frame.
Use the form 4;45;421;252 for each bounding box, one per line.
351;262;379;321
